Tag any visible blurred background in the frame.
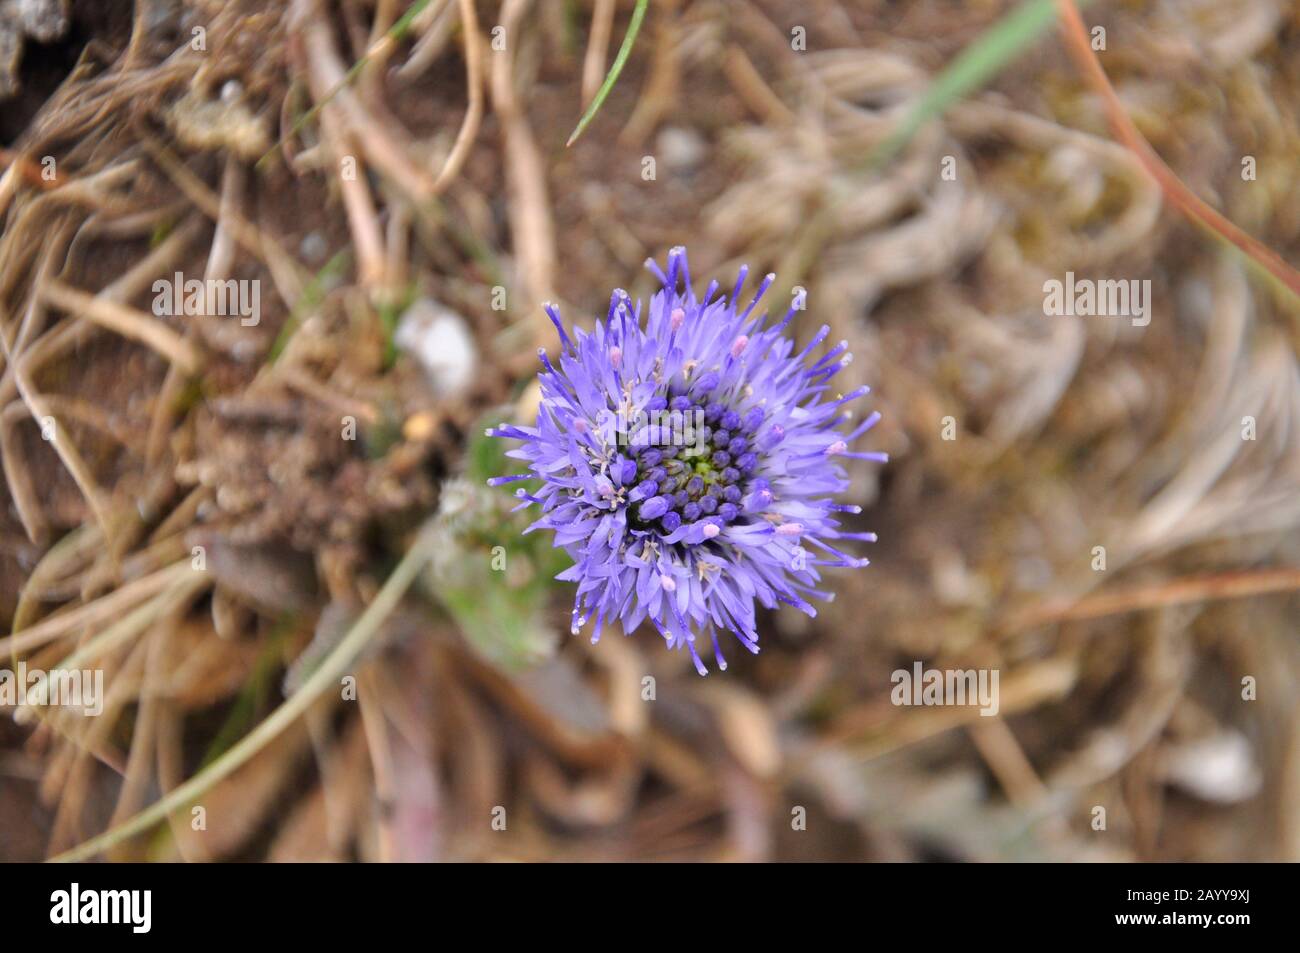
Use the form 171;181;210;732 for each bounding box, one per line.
1;0;1297;861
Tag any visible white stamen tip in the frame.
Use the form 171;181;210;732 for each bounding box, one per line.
702;523;721;539
826;440;847;455
731;335;749;357
660;574;677;592
776;522;804;536
670;307;685;330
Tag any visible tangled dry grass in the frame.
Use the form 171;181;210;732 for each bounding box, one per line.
0;0;1297;861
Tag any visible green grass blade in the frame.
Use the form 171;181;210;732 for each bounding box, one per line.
266;249;350;365
565;0;649;148
868;0;1092;167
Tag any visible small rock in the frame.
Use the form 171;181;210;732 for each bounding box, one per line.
657;126;707;173
1160;730;1262;804
1;0;71;99
395;298;478;399
298;231;329;265
402;410;437;443
18;0;68;43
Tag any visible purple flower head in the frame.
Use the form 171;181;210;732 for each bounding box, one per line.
488;247;885;674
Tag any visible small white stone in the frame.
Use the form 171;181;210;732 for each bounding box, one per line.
299;231;328;264
657;127;706;172
395;299;478;398
1161;731;1262;804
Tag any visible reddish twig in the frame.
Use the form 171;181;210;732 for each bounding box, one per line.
1056;0;1300;300
1003;566;1300;634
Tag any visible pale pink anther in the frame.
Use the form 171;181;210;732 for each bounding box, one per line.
731;335;749;358
670;308;685;330
702;523;721;539
775;522;804;536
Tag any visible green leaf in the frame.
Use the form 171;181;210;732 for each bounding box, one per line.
421;417;570;671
